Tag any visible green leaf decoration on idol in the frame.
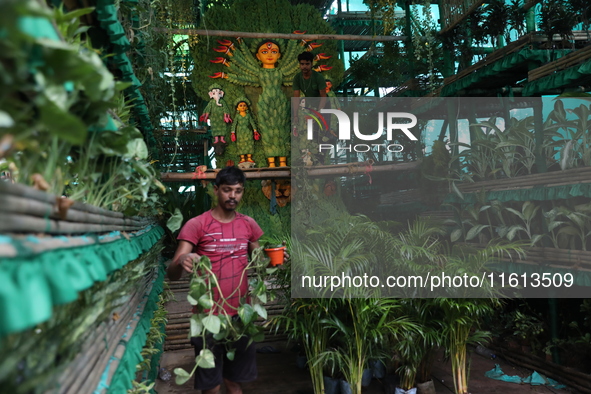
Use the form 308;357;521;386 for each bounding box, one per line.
191;0;343;167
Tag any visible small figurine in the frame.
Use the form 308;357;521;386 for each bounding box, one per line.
231;97;260;167
200;83;232;156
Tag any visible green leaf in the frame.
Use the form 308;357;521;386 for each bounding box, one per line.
253;303;267;320
39;99;87;145
257;293;268;304
0;111;14;128
190;315;203;337
187;294;199;306
198;294;214;310
466;225;489;241
196;349;216;369
60;7;95;22
174;368;191;385
166;208;183;232
238;304;255;325
251;329;265;342
125;137;148;159
202;315;221;334
450;228;463;242
226;349;236;361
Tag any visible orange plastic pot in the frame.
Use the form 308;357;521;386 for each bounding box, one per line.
264;246;285;266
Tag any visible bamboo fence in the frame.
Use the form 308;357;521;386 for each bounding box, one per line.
56;269;157;393
0;181;153;234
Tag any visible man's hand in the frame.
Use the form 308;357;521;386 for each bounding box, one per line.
176;253;200;274
168;240;196;280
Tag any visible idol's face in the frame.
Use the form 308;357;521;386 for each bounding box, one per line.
237;102;248;113
256;42;281;68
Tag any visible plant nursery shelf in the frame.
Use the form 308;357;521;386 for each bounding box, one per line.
449;166;591;203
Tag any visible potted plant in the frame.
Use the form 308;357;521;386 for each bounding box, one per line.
436;297;498;394
394;299;441;394
263;241;287;266
274;297;334;394
317;298;419;394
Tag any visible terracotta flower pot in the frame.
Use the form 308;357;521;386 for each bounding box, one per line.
264;246;285;266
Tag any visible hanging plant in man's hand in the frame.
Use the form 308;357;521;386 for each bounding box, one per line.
174;247;276;385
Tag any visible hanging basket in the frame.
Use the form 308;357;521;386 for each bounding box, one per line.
264;246;285;266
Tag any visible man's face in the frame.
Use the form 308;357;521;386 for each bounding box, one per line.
215;183;244;211
299;60;312;75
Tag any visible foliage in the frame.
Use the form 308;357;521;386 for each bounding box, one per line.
538;0;577;46
410;0;443;91
395;299;443;389
437;297;499;394
274;298;334;394
317;298;418;394
363;0;399;35
0;0;165;215
173;251;277;385
481;0;509;47
546;100;591;170
0;243;164;394
507;0;527;38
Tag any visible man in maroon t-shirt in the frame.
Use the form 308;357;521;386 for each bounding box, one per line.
167;166;263;394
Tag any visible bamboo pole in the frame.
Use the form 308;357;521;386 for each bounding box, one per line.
161;161;420;181
60;286;146;393
154;28;406;42
70;280;154;394
0;194;146;227
0;181;126;219
0;213;144;234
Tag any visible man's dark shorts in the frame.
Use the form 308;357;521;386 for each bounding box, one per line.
190;335;257;390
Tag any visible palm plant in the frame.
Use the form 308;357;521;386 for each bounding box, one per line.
436;297;500;394
274;298;334;394
317;298;418;394
394;298;443;391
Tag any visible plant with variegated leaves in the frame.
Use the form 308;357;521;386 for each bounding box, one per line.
173;248;276;385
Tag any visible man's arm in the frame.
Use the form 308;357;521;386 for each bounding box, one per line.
248;240;260;257
167;240;198;280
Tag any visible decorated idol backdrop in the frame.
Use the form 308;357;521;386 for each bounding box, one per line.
190;0;344;168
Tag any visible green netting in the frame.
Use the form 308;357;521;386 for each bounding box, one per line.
95;0;158;158
0;226;165;337
443;182;591;204
106;264;165;394
523;57;591;96
441;49;571;97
